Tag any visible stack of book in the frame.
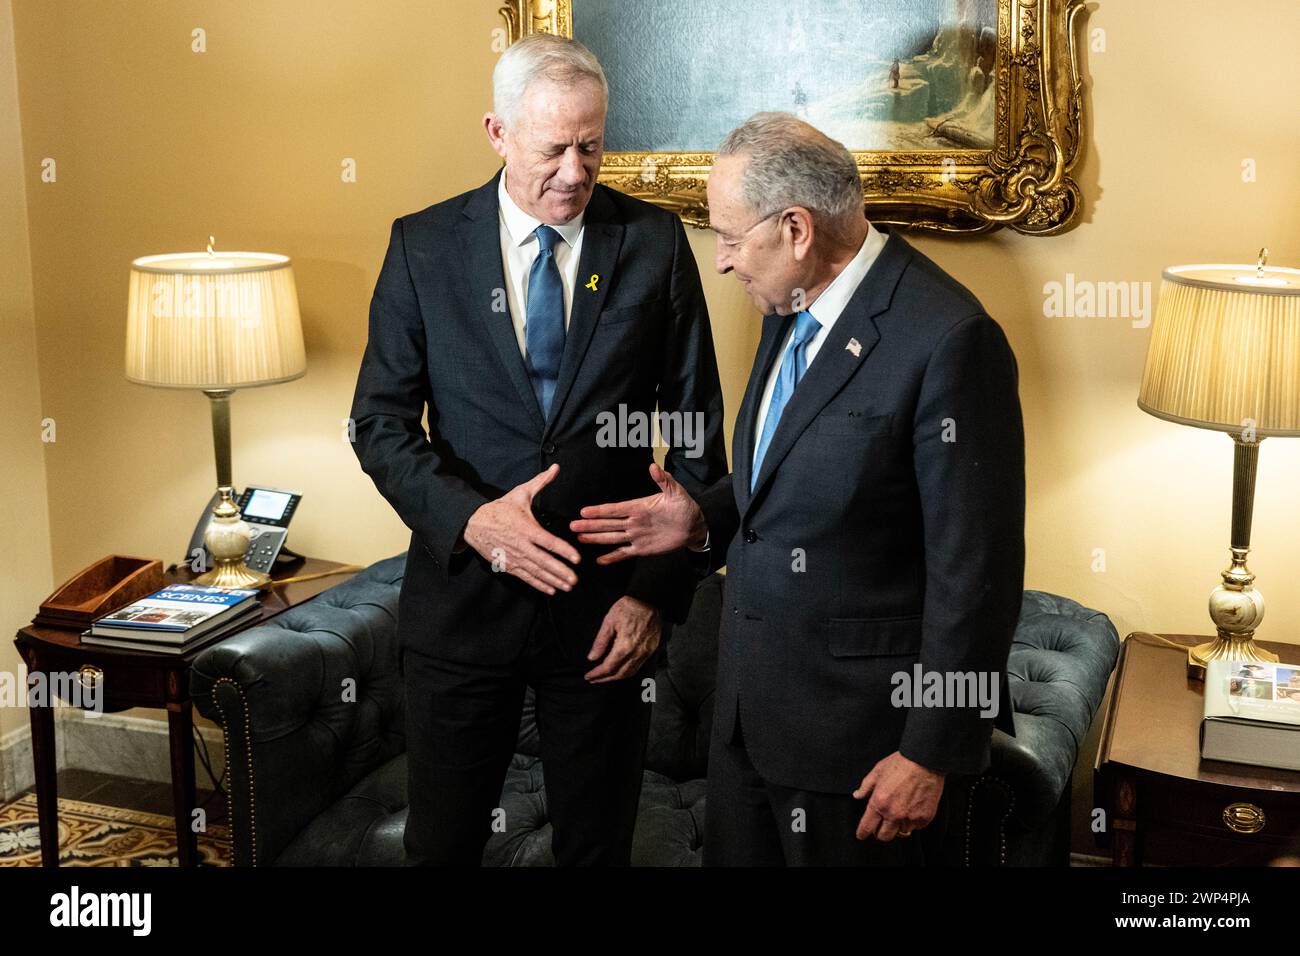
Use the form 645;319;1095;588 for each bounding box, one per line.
1201;658;1300;772
80;583;261;654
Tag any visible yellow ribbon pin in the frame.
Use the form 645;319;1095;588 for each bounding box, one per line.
585;274;600;292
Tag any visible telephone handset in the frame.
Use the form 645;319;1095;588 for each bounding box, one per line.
184;485;305;575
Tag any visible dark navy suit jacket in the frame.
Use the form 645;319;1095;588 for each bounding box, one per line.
350;170;727;665
697;227;1025;792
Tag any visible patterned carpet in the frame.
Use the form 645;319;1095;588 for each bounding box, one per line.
0;793;230;867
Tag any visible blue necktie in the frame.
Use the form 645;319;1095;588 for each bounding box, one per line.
525;225;565;418
752;310;821;491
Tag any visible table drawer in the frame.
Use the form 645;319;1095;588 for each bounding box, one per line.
1138;775;1300;847
31;645;174;708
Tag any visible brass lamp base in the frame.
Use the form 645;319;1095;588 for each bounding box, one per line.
1187;435;1282;680
194;486;270;589
1186;633;1279;681
1187;543;1279;680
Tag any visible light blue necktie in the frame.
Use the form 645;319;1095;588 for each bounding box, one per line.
752;310;821;491
525;225;565;418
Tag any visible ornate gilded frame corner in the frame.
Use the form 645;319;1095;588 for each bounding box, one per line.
500;0;1088;236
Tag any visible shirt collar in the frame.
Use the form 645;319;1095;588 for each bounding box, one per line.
498;168;585;249
803;218;887;329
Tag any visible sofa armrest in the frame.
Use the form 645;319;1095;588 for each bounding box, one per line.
190;553;407;866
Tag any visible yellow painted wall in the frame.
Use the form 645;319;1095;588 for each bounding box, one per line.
1;0;53;743
4;1;1298;803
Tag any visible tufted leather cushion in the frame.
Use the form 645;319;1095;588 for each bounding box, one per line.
191;554;408;866
1002;590;1119;826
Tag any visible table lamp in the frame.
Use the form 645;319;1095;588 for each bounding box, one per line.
1137;250;1300;677
125;239;306;588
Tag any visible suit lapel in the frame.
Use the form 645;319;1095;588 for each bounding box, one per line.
545;185;623;435
456;168;546;432
745;230;915;510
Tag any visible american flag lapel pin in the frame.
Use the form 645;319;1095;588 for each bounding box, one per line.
846;337;862;358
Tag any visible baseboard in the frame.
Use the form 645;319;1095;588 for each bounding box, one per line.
0;722;35;803
0;709;226;802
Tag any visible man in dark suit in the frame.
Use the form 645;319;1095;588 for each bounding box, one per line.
572;112;1024;866
349;34;726;865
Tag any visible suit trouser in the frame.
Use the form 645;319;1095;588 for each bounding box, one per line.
400;607;655;866
703;700;951;866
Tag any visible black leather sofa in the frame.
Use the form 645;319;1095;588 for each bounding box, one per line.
191;552;1119;866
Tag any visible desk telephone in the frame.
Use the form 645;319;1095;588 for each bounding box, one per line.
185;485;305;575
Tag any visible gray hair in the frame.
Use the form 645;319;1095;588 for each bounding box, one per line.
717;112;864;237
493;34;608;127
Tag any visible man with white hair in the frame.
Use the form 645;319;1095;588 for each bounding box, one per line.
572;112;1024;865
350;34;726;865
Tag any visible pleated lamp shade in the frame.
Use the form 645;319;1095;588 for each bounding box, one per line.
1138;262;1300;436
126;250;306;389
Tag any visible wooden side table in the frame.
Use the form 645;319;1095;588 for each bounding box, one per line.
1094;632;1300;866
13;556;359;867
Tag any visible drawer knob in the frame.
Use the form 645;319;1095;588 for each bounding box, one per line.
77;664;103;692
1222;802;1266;834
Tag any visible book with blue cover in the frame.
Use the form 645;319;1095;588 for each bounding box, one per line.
88;583;260;643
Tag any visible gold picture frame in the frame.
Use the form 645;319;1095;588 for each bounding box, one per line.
500;0;1087;235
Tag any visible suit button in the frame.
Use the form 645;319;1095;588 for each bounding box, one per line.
731;607;739;616
744;528;758;543
542;441;557;455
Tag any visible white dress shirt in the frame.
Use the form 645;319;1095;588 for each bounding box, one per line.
497;168;586;358
451;173;586;556
750;219;887;474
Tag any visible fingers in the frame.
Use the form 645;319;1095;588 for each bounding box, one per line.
586;637;635;681
530;526;580;566
852;771;877;801
511;566;557;597
855;802;883;841
586;651;640;683
648;461;677;493
874;817;900;842
594;545;637;566
571;531;630;545
574;498;642;522
519;541;578;589
522;463;561;499
587;616;616;662
569;516;631;535
522;556;576;592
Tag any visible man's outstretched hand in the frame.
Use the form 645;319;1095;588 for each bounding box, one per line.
569;462;707;565
462;463;580;595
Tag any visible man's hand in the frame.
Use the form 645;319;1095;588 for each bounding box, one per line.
852;751;945;841
569;462;706;565
585;595;661;683
462;463;580;596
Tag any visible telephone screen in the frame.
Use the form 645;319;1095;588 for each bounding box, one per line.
244;488;292;522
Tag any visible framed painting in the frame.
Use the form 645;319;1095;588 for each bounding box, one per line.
500;0;1087;235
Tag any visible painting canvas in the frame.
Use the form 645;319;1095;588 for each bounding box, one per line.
575;0;998;153
502;0;1087;235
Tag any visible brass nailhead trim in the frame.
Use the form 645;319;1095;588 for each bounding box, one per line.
211;677;257;866
964;775;1015;866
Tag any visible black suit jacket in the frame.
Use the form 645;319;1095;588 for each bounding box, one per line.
350;170;727;665
696;227;1025;792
